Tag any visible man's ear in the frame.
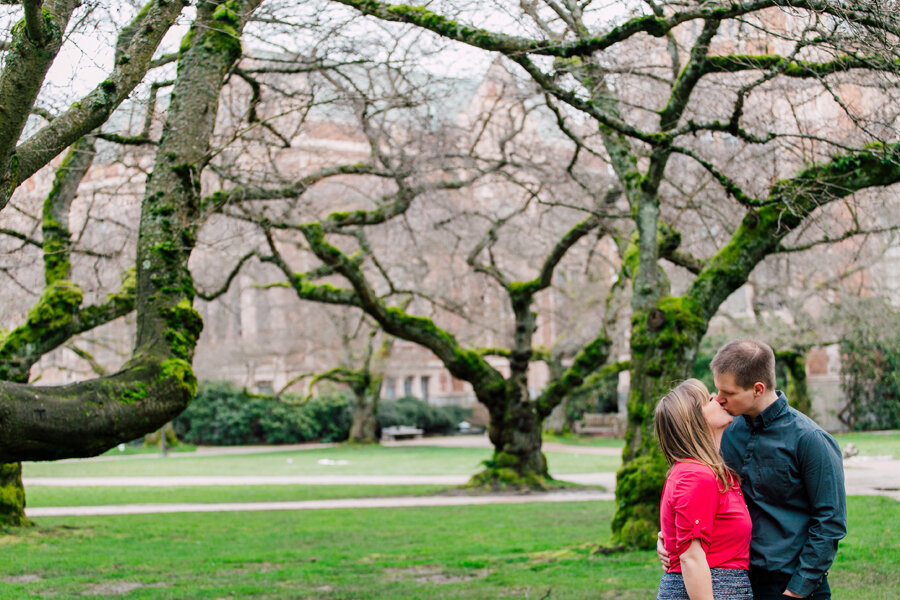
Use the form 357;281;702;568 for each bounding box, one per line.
753;382;766;397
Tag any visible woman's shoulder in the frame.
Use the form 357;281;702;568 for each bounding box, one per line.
671;460;717;481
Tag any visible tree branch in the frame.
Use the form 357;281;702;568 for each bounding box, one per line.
2;0;185;209
689;142;900;321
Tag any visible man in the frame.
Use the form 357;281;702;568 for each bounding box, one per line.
658;339;846;599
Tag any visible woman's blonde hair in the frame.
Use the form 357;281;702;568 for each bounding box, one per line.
654;378;737;491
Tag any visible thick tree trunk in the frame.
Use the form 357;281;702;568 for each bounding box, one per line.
349;386;379;443
542;357;568;434
542;401;568;434
610;297;705;549
0;462;28;527
470;393;550;489
778;351;811;416
144;422;179;450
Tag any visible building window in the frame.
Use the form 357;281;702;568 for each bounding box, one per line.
404;376;414;398
255;380;273;395
420;376;430;401
384;377;396;400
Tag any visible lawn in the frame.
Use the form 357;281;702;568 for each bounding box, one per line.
2;497;897;599
26;484;448;508
23;444;621;479
832;430;900;459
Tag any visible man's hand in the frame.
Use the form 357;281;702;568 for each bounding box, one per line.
656;532;671;570
782;591;803;598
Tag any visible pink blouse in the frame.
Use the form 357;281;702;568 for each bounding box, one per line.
660;460;751;573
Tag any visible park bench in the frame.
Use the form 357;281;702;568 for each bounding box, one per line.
381;425;424;441
573;413;622;437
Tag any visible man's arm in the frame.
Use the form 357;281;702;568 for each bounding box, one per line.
786;430;848;597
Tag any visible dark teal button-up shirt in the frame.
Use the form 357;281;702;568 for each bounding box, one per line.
720;392;847;597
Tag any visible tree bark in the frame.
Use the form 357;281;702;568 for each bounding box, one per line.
470;391;549;488
610;297;705;547
778;351;811;416
349;387;379;443
0;462;28;527
348;375;381;443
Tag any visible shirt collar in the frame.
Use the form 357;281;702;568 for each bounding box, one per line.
744;391;788;428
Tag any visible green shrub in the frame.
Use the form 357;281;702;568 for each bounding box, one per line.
835;298;900;431
172;381;351;445
301;393;354;442
377;396;470;435
564;373;619;425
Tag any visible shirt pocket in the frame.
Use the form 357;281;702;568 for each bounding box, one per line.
754;464;798;501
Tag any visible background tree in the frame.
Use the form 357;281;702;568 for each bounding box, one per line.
279;309;397;444
329;0;900;547
212;50;633;487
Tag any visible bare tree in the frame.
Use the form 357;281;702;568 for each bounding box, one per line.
206;45;633;487
326;0;900;547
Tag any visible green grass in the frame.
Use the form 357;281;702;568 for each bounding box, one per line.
23;445;621;479
3;501;658;599
101;444;198;456
26;484;448;508
833;430;900;459
542;433;625;448
3;496;897;599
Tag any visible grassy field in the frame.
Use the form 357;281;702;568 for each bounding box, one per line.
25;484;448;508
2;497;896;599
832;430;900;458
23;444;621;479
9;433;900;598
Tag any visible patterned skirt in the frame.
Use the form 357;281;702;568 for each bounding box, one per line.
657;568;752;600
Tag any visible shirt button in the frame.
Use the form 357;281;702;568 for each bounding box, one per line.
695;520;699;524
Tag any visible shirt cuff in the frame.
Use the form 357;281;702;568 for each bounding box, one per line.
787;574;818;598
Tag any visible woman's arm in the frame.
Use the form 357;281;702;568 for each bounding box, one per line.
680;538;714;600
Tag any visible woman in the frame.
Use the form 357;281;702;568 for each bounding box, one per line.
655;379;752;600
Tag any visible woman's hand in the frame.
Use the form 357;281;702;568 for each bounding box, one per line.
679;539;714;600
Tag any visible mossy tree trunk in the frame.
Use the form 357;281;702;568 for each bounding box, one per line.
344;325;393;444
0;136;100;526
610;146;900;546
349;376;381;443
0;463;27;528
612;297;705;547
0;0;260;488
0;0;194;523
300;326;392;444
777;350;812;416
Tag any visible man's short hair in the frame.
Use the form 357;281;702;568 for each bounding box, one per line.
710;338;776;391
